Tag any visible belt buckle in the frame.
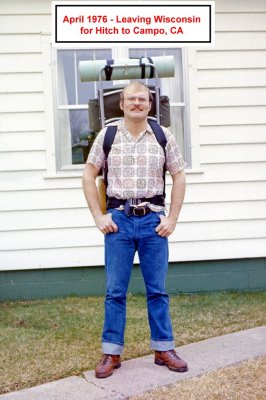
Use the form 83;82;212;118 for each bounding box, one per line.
133;206;146;216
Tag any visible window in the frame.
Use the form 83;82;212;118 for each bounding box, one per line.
54;47;190;170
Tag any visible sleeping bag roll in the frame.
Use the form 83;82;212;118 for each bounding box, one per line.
79;56;175;82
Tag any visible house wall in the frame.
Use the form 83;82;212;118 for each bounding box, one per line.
0;1;266;297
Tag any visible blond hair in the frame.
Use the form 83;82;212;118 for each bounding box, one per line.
120;82;153;102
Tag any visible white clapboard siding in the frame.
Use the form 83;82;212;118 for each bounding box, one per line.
0;53;43;73
198;69;266;88
186;163;266;183
169;238;266;263
215;1;266;13
182;181;266;203
199;106;266;126
0;226;103;251
1;219;265;252
198;88;266;107
0;112;45;132
0;181;265;214
0;188;87;211
200;143;266;164
0;73;43;93
0;247;105;270
0;180;265;217
2;163;265;191
198;50;266;70
0;151;46;172
0;93;44;113
0;15;50;34
0;209;95;231
1;200;266;232
180;201;266;222
200;125;266;145
215;12;266;31
0;0;50;14
1;237;266;271
0;132;46;152
0;0;266;271
0;35;42;54
0;172;83;191
170;219;266;243
212;32;266;50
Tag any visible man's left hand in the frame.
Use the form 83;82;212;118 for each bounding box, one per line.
155;215;177;237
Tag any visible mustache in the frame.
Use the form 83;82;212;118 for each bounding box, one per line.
130;105;143;110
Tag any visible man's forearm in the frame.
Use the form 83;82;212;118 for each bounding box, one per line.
82;164;118;234
168;170;186;221
82;165;103;219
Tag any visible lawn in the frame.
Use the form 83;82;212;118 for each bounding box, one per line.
131;356;266;400
0;291;265;394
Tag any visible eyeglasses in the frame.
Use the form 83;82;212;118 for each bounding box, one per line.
123;96;150;104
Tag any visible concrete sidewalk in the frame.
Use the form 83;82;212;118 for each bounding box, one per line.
1;326;265;400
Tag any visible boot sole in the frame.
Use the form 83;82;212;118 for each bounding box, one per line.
155;359;188;373
95;362;121;378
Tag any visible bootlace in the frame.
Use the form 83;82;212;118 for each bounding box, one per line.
101;354;112;365
169;350;181;360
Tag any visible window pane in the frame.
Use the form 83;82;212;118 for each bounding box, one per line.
58;50;75;105
57;49;115;167
69;109;88;145
76;50;96;105
77;49;113;104
58;109;89;165
58;49;113;106
70;109;90;164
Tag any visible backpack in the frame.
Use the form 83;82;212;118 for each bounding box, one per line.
102;119;167;198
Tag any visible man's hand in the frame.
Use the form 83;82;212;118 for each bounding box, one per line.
155;215;177;237
95;213;118;235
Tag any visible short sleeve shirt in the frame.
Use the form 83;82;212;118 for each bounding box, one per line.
87;119;186;200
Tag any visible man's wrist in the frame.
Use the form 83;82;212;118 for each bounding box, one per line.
93;212;104;221
168;213;179;222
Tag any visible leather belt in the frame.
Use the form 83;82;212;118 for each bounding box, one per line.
106;195;165;210
127;206;151;216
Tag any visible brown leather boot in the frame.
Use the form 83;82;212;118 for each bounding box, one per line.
95;354;121;378
155;350;188;372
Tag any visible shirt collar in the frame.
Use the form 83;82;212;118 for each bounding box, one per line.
116;118;152;135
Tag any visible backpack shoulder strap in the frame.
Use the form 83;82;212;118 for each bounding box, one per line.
103;125;117;159
148;119;167;152
102;125;118;189
148;119;167;198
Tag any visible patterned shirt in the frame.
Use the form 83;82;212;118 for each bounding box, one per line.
87;119;186;202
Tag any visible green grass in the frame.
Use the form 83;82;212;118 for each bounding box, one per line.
131;356;266;400
0;291;265;394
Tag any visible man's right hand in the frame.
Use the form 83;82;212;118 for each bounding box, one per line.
94;213;118;235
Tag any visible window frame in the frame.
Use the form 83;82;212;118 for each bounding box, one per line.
42;35;197;177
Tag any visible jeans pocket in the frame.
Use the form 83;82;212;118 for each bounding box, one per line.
156;210;165;221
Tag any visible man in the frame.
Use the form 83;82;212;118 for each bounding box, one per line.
82;82;188;378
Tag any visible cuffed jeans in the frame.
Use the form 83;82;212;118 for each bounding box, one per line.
102;209;174;355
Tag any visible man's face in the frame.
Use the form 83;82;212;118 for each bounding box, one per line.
120;87;151;121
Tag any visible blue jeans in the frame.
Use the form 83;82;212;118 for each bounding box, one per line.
102;209;174;355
